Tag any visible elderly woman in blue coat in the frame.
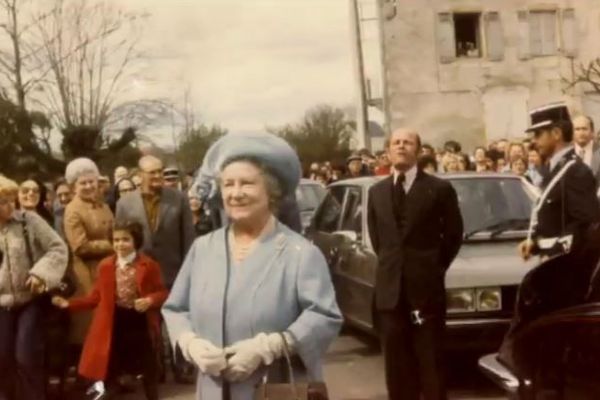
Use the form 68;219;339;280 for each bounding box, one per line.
162;133;343;400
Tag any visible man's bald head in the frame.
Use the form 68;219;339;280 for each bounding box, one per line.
387;128;422;172
138;155;164;193
138;155;163;170
573;114;595;148
388;128;422;148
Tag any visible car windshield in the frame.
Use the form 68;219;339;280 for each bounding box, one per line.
296;183;326;212
449;177;534;238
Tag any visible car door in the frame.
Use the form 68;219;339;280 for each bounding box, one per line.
331;186;378;331
306;185;347;268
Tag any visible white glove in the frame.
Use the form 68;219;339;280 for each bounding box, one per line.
177;332;227;377
224;332;295;382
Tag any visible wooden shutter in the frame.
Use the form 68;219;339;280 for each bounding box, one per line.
437;12;456;64
484;12;504;61
517;10;530;60
561;8;577;57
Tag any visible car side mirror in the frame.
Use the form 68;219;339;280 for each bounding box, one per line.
335;230;358;242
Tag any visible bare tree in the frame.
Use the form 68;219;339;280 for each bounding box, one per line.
564;58;600;94
27;0;154;129
0;0;52;109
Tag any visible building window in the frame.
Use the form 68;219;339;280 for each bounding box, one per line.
529;10;557;56
454;13;481;58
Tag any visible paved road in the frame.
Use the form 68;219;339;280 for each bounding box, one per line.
122;330;506;400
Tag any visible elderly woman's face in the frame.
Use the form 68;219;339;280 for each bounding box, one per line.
220;161;271;224
74;173;99;201
18;180;40;210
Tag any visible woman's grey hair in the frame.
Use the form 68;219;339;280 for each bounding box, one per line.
65;157;100;185
219;156;284;211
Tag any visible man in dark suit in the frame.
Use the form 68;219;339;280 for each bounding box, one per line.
367;128;463;400
573;114;600;182
519;104;600;261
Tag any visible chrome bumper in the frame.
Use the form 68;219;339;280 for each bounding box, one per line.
478;353;521;394
446;317;511;327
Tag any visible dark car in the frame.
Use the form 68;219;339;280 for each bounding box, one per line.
479;228;600;398
296;179;326;232
306;173;536;351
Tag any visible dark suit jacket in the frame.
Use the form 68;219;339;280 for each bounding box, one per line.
534;149;600;255
116;188;195;287
367;170;463;312
590;145;600;182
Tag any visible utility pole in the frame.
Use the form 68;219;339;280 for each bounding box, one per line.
350;0;370;150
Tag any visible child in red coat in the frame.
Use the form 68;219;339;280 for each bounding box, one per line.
52;220;168;400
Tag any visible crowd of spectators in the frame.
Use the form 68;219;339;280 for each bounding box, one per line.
306;137;546;188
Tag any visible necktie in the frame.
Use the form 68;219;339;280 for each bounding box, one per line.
578;147;586;161
393;173;406;230
395;173;406;195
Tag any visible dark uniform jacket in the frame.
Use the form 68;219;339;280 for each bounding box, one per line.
533;149;600;256
367;170;463;313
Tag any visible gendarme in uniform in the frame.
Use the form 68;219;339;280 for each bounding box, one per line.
524;103;600;258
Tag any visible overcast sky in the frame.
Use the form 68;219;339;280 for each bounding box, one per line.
118;0;358;139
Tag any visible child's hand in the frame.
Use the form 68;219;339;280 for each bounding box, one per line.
52;296;69;309
134;297;152;313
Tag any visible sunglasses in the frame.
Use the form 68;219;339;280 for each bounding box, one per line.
20;187;40;195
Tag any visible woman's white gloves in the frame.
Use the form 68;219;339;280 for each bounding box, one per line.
224;332;294;382
178;332;227;377
177;331;294;382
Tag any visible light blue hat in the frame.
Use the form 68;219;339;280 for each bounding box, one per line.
197;132;301;198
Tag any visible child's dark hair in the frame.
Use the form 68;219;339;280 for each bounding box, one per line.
112;220;144;250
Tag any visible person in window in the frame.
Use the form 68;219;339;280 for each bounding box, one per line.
163;132;342;400
0;175;68;400
466;42;479;57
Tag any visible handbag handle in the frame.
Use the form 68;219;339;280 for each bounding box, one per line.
279;332;296;387
261;332;300;400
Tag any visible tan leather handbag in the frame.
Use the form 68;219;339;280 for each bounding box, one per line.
253;333;329;400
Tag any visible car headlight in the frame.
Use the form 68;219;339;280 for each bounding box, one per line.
476;287;502;311
446;289;476;313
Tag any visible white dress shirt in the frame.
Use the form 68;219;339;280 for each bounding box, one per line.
575;141;594;167
393;165;417;193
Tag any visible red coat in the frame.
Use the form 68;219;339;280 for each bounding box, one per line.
68;253;168;380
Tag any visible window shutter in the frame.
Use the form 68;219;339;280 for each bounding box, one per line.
437;12;456;64
529;12;544;56
517;10;530;60
561;8;577;57
484;12;504;61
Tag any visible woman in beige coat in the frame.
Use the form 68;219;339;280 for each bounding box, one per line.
63;158;114;344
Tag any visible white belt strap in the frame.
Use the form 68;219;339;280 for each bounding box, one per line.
527;160;576;243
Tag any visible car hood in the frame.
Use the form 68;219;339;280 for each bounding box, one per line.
446;241;536;289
